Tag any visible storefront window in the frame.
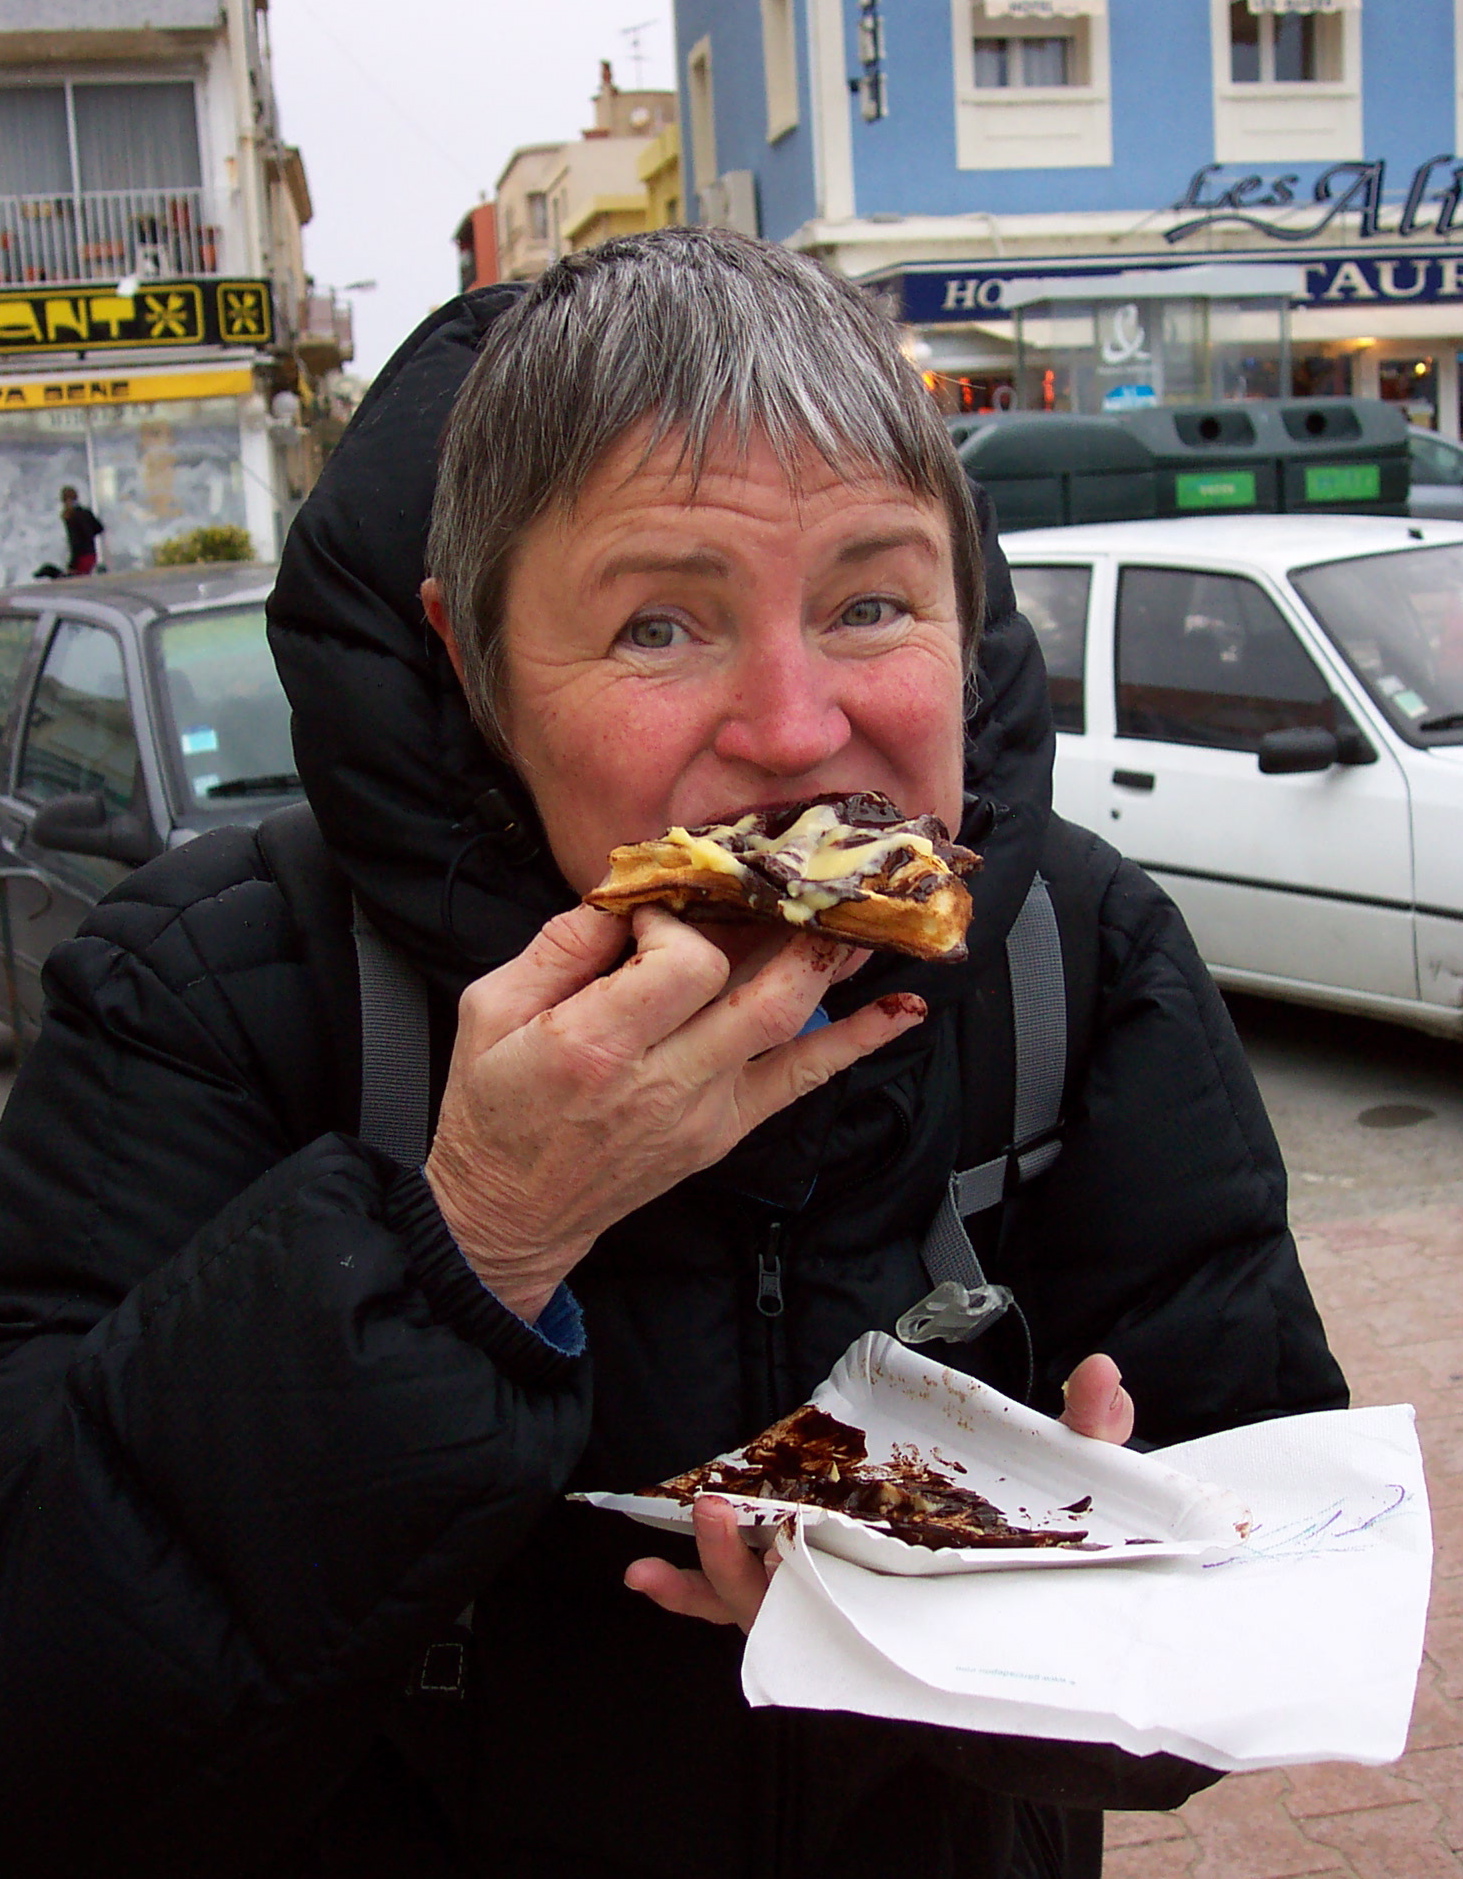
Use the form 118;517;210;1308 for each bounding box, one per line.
1378;358;1437;431
0;396;247;582
0;409;89;586
90;397;246;568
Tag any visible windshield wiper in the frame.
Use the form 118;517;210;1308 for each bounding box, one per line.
1417;712;1463;733
205;773;301;798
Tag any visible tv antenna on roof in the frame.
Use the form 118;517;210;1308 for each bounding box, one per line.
620;18;656;88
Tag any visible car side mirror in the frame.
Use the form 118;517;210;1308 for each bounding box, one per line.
1257;727;1339;775
30;790;160;867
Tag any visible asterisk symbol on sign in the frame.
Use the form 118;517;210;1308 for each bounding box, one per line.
222;289;264;337
143;291;190;338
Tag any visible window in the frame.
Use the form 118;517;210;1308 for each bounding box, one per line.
1229;1;1338;83
1410;434;1463;488
1011;565;1091;732
974;34;1075;87
527;192;548;242
0;82;201;194
19;620;138;811
1212;0;1358;163
687;37;717;193
152;607;297;808
762;0;800;140
1116;567;1333;751
955;2;1111;169
1292;545;1463;747
0;614;34;732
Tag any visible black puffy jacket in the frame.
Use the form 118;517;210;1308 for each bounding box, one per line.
0;290;1346;1879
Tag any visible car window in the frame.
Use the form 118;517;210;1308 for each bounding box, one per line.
1010;564;1090;733
150;605;298;810
18;619;139;812
1116;567;1333;751
1409;434;1463;487
0;613;35;769
1292;542;1463;745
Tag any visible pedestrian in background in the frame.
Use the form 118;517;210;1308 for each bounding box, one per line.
59;484;104;575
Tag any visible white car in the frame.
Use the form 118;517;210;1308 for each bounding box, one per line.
1410;428;1463;523
1004;515;1463;1039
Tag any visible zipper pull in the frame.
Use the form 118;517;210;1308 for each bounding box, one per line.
757;1221;785;1318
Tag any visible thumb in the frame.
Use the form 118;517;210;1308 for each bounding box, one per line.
1058;1353;1135;1446
457;904;629;1050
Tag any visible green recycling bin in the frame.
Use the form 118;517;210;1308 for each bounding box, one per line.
956;416;1157;531
1114;398;1408;518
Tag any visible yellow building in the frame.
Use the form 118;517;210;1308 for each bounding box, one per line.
637;124;683;232
488;63;680;279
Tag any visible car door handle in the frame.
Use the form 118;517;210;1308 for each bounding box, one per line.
1112;769;1155;792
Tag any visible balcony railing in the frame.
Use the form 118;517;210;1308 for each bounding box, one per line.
0;187;222;287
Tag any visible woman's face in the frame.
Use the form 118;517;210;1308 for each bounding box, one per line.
459;426;967;899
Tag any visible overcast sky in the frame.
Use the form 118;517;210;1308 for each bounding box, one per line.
266;1;679;380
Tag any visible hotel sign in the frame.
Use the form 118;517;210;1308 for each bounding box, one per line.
0;279;273;355
888;250;1463;323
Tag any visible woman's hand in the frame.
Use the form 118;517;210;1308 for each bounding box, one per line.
423;902;926;1322
626;1357;1135;1632
624;1498;780;1634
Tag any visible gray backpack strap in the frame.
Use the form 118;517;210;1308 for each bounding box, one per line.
897;874;1066;1346
352;897;433;1167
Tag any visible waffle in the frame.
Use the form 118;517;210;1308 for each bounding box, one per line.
584;791;981;963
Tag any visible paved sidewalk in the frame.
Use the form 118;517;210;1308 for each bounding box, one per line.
1106;1199;1463;1878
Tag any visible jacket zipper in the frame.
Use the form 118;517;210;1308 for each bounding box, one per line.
752;1213;791;1879
755;1216;786;1432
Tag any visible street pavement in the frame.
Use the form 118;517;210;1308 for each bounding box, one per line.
1108;993;1463;1879
2;992;1462;1873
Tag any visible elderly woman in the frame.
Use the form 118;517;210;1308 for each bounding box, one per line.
0;232;1342;1879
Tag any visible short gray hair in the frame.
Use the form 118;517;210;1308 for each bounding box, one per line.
427;227;983;750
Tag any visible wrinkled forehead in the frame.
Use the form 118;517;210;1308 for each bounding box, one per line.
555;415;945;528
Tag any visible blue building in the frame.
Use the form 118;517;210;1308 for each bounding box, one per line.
672;0;1463;435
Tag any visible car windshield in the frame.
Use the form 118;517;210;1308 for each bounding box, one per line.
1290;544;1463;745
150;605;300;809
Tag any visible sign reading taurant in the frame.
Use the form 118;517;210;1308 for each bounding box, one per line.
0;280;274;355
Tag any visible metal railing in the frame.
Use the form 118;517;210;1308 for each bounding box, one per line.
0;187;222;286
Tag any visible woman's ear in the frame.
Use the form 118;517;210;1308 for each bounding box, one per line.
421;578;468;689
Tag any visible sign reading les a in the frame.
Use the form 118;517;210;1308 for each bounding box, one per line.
1169;157;1463;244
0;280;273;354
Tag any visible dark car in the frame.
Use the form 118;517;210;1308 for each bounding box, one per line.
0;563;301;1044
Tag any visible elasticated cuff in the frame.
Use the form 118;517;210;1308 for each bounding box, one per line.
384;1166;584;1389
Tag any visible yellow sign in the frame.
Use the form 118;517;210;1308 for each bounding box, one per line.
0;279;272;353
0;367;255;411
218;283;270;343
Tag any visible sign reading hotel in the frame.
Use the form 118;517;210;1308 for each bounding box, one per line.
0;279;273;355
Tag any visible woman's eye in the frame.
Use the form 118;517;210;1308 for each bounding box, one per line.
840;596;896;629
623;616;685;650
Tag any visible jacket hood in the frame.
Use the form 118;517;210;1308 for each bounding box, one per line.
267;287;1054;1002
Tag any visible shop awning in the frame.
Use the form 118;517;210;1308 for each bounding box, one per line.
1246;0;1360;14
981;0;1106;18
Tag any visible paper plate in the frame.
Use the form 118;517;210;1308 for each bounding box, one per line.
575;1332;1250;1576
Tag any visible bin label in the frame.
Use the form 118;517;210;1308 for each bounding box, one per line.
1304;462;1381;504
1175;470;1257;510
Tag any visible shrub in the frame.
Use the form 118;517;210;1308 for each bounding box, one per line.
152;525;256;567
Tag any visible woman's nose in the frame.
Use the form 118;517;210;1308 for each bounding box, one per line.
711;638;851;776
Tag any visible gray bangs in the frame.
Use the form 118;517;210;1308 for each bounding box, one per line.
427;227;983;750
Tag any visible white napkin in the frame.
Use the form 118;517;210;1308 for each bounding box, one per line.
743;1403;1431;1770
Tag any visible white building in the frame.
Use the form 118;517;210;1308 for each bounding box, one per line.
0;0;333;578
